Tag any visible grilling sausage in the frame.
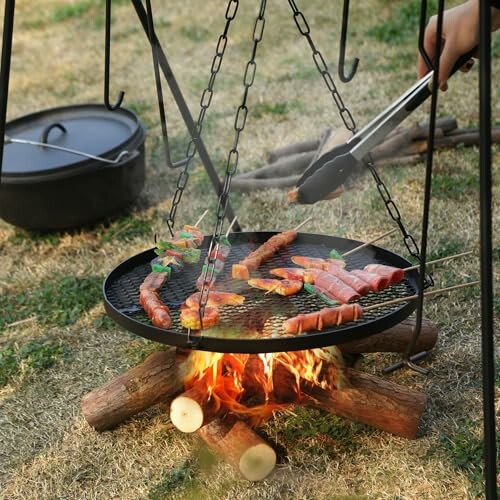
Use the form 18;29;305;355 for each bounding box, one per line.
364;264;405;285
291;255;346;270
232;230;297;279
139;289;172;329
283;303;363;334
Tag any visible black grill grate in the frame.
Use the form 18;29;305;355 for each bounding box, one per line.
103;232;418;353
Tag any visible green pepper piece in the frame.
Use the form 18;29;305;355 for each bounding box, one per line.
329;249;344;260
303;283;339;306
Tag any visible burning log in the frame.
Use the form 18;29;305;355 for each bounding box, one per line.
198;418;276;481
339;315;438;355
81;349;182;431
301;367;427;439
169;379;221;433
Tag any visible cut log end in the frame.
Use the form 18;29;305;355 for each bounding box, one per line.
170;396;204;433
239;443;277;482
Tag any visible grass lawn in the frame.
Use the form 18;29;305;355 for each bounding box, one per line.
0;0;498;498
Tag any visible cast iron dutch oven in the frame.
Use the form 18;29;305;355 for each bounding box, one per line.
0;104;146;230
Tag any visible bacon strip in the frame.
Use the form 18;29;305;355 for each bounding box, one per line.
283;303;363;334
232;230;297;279
324;265;371;295
350;269;389;292
308;269;360;303
364;264;405;286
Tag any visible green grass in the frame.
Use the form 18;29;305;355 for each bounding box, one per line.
367;0;437;43
0;338;67;387
252;101;303;120
0;275;104;333
434;420;494;497
432;171;479;200
51;1;94;23
180;26;211;43
267;407;362;458
148;459;198;500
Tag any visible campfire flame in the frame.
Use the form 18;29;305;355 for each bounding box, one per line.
181;347;346;426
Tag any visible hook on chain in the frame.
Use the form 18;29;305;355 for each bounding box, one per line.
104;0;125;110
338;0;359;83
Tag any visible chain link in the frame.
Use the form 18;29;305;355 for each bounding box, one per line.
193;0;268;340
287;0;432;287
166;0;239;234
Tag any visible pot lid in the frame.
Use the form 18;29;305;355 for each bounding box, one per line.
2;104;144;177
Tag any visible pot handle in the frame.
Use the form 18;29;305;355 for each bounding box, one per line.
104;148;139;167
39;122;67;144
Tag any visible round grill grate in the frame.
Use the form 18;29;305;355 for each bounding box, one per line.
103;232;419;353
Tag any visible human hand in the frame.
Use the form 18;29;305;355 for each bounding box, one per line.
417;0;480;91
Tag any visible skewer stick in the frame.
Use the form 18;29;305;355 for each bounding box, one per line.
225;216;238;237
404;250;473;271
294;216;312;232
364;280;480;311
342;228;398;257
194;209;209;228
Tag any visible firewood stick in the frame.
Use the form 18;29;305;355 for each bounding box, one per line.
232;175;302;192
81;349;182;431
294;216;312;231
198;418;277;481
170;379;221;433
301;367;427;439
375;155;422;166
339;315;438;354
266;138;321;163
342;228;398;257
237;151;315;179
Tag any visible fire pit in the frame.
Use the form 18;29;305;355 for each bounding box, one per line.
81;339;434;481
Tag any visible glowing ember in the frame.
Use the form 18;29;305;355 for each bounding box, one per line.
180;347;346;427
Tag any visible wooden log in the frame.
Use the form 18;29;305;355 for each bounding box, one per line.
170;379;221;433
241;354;267;406
339;315;438;354
266;138;320;163
81;349;182;431
237;151;315;179
232;175;301;193
198;418;276;481
301;367;427;439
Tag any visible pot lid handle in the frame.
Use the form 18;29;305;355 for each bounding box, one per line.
39;122;67;144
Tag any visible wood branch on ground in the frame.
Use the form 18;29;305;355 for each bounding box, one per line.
339;315;438;354
81;349;182;431
198;417;277;481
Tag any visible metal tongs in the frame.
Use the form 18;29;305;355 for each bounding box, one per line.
295;50;476;204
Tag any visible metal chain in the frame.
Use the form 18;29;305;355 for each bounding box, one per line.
166;0;239;233
287;0;432;286
192;0;267;342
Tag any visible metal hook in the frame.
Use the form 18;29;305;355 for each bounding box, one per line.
418;0;434;72
104;0;125;110
338;0;359;83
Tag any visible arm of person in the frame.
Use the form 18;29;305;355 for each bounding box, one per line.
417;0;500;90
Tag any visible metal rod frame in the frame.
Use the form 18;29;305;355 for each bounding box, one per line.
0;0;495;495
